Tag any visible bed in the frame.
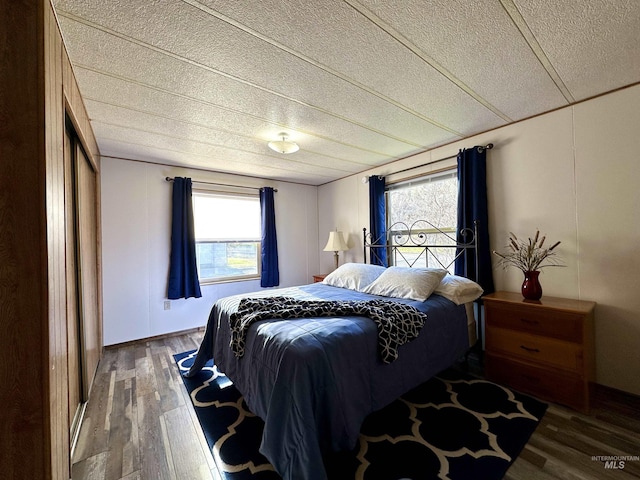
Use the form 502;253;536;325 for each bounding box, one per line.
186;221;483;480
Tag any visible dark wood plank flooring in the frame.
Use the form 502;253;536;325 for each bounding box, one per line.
72;331;640;479
72;330;220;480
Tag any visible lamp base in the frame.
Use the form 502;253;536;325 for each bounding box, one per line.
333;252;339;270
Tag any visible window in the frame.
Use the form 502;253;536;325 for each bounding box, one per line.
386;169;458;270
192;191;261;283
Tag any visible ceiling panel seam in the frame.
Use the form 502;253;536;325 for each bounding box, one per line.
91;118;372;171
57;9;440;148
96;132;342;178
99;154;332;186
343;0;513;123
83;94;392;162
76;65;403;160
181;0;464;137
498;0;574;103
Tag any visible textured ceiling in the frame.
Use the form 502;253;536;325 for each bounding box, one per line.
53;0;640;186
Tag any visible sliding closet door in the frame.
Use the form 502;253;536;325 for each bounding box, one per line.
65;123;83;445
75;143;100;397
65;117;101;449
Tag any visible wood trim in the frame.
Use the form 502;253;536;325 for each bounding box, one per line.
594;383;640;411
61;27;100;171
318;81;640;187
63;95;100;172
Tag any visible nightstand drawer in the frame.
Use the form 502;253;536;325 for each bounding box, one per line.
486;302;583;342
483;292;595;413
485;353;588;411
486;327;583;372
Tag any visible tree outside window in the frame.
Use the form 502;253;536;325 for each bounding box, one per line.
386;170;458;270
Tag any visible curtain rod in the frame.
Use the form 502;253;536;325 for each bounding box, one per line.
386;143;494;178
164;177;277;192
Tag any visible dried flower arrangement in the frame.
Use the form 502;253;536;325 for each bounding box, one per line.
493;230;564;272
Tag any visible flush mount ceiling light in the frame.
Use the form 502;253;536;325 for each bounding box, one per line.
268;132;299;154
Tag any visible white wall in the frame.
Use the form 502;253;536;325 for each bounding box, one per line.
573;88;640;396
101;159;319;345
317;84;640;396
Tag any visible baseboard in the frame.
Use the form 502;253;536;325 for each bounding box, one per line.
104;326;206;350
594;382;640;410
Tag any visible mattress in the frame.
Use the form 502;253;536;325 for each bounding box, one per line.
186;283;470;480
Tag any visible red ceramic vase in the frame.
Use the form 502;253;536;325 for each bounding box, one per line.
522;270;542;300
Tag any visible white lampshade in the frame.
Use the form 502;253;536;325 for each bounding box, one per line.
268;132;299;154
323;231;348;252
324;230;348;270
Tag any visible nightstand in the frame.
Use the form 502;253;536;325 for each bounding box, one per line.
483;291;596;413
313;274;328;283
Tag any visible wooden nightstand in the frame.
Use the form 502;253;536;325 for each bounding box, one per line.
313;274;328;283
483;291;596;413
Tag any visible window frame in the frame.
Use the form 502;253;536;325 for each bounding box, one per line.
192;189;262;285
385;167;458;270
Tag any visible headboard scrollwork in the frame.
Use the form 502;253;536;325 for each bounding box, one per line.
363;220;479;282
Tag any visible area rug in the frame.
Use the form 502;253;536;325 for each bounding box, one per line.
174;350;547;480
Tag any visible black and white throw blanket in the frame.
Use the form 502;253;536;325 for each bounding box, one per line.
229;296;428;364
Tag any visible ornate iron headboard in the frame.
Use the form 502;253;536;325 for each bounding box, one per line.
363;220;480;282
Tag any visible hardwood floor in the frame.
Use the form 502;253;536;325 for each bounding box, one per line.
72;330;220;480
72;331;640;480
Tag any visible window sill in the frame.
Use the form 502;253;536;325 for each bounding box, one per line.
199;275;260;286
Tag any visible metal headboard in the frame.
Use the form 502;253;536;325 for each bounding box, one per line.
363;220;480;282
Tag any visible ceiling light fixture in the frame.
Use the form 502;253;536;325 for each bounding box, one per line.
268;132;299;154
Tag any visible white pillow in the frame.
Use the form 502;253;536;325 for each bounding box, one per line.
362;266;448;301
434;275;484;305
322;263;386;292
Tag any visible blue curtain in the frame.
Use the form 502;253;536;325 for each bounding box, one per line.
455;147;495;294
368;175;387;266
260;187;279;287
167;177;202;299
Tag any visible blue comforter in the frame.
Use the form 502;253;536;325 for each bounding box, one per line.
186;283;469;480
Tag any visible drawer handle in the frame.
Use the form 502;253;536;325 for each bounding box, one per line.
520;318;539;325
520;345;540;353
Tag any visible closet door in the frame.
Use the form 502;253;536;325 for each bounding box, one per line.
65;119;101;452
75;143;100;396
65;124;83;445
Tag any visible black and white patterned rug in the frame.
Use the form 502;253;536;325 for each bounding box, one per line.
174;350;547;480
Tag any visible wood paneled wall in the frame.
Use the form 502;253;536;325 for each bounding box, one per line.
0;0;49;478
0;1;101;479
45;4;70;478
